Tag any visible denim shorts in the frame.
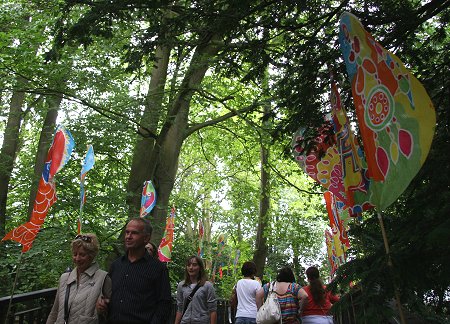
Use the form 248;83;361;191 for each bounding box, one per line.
235;317;257;324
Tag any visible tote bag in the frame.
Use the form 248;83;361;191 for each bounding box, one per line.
256;282;282;324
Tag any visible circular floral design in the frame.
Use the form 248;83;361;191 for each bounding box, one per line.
365;85;394;131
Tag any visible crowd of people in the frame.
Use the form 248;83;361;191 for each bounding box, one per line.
46;217;338;324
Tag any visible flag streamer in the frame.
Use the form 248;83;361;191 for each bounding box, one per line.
79;145;95;234
211;234;226;282
325;229;340;276
140;180;157;218
158;206;175;262
2;125;75;252
324;191;350;251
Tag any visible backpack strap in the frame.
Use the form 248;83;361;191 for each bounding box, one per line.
270;281;276;293
182;283;203;315
291;282;298;295
265;281;274;300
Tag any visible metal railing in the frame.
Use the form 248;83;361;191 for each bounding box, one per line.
0;288;57;324
0;288;361;324
0;289;233;324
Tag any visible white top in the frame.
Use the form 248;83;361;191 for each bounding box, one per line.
235;278;262;318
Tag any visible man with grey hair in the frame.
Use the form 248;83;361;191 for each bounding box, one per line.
97;218;171;324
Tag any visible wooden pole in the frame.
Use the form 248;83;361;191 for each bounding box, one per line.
350;292;357;324
377;211;406;324
5;251;23;322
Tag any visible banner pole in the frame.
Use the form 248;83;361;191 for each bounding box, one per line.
5;251;23;322
377;211;406;324
78;205;83;234
79;181;84;234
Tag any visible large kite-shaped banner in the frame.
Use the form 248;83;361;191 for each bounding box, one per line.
2;125;75;252
339;12;436;210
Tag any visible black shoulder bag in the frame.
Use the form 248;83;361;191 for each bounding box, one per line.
182;283;202;315
64;283;71;324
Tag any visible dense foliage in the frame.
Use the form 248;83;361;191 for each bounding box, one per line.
0;0;448;322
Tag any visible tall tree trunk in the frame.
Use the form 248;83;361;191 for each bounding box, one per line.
126;45;171;217
0;76;27;238
27;94;61;216
148;33;221;244
253;76;271;279
186;217;194;239
292;246;305;285
253;142;270;278
203;195;213;269
236;220;242;270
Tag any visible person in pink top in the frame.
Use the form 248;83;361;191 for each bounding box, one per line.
298;266;339;324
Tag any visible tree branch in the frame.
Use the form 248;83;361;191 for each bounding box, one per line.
1;83;158;140
184;100;264;138
269;162;323;195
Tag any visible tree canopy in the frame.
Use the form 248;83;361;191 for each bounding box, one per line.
1;0;449;322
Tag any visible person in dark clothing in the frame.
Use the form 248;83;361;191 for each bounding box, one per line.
96;218;172;324
145;242;158;258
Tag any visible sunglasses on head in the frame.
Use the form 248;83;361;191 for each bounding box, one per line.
74;234;92;243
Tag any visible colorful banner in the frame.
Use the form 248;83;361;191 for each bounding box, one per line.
292;121;350;206
330;76;374;216
211;234;226;282
292;77;375;218
339;12;436;210
79;145;94;234
325;229;338;276
324;191;350;250
325;228;343;277
217;233;225;256
2;125;75;252
158;206;175;262
140;180;157;218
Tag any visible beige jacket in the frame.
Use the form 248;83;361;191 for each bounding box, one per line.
46;262;112;324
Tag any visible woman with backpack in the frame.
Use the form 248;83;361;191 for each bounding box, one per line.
256;266;302;323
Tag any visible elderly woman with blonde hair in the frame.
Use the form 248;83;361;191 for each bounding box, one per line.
47;233;111;324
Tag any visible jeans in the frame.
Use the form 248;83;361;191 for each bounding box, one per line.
235;317;257;324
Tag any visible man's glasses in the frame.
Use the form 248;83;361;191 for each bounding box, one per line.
74;234;92;242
